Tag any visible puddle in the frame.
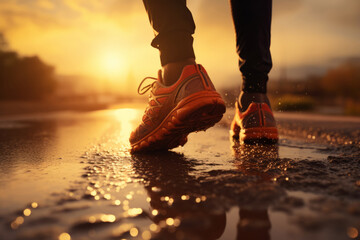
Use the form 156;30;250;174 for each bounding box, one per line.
0;108;359;240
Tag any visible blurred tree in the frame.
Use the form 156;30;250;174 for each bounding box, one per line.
321;58;360;99
0;33;56;100
0;33;9;50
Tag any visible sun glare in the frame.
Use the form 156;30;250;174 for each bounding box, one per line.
113;108;140;145
100;52;126;77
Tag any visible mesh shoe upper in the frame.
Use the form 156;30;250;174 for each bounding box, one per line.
231;100;278;142
130;64;219;146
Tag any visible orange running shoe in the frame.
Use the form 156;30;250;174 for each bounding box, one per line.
230;98;278;144
130;64;226;152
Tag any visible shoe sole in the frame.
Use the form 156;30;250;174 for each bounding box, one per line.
131;91;226;152
240;127;278;144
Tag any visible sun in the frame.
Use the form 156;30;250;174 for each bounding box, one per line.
99;52;125;77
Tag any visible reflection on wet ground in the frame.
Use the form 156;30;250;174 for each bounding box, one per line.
0;108;359;240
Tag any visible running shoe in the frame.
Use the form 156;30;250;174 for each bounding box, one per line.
230;98;278;143
130;64;226;152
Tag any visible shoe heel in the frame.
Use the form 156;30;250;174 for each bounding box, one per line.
240;127;279;144
175;92;226;131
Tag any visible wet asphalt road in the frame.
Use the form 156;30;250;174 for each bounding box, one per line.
0;107;359;240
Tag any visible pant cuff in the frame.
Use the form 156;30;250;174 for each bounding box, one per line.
241;73;268;93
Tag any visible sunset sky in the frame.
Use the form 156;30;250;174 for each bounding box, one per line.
0;0;359;93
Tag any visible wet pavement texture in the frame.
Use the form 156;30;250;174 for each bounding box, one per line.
0;108;359;240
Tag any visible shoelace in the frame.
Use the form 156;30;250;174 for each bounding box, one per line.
137;76;158;95
137;76;159;124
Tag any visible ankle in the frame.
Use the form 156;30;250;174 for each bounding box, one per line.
162;58;196;86
239;91;271;112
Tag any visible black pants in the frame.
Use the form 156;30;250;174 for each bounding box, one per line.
143;0;272;93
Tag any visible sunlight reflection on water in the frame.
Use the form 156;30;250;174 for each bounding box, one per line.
0;108;358;240
111;108;140;146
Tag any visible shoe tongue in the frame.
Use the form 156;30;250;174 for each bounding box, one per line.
157;69;164;84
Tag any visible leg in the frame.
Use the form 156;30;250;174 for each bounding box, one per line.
230;0;272;95
130;1;226;152
237;208;271;240
230;0;278;143
143;0;196;85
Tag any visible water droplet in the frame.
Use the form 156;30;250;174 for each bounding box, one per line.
10;216;24;229
168;198;174;205
23;208;31;216
181;195;190;200
174;218;181;227
356;180;360;187
149;223;159;232
88;216;96;223
151;186;161;192
58;232;71;240
347;227;358;239
15;216;24;224
104;193;111;200
100;214;116;222
130;227;138;237
152;209;158;216
142;230;152;240
166;218;174;226
31;202;38;208
127;208;143;217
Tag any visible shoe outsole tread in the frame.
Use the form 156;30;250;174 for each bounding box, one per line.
131;92;226;153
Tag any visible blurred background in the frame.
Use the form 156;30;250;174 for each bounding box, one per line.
0;0;359;115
